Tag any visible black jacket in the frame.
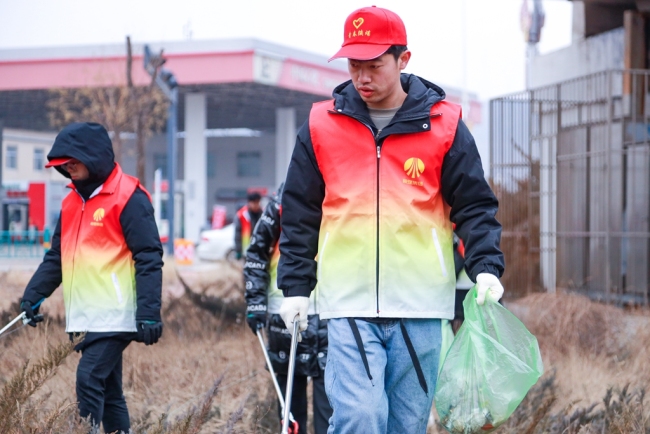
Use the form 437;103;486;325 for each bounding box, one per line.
244;193;282;309
278;74;504;297
244;188;327;376
22;123;163;333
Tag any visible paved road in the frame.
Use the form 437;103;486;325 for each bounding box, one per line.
0;255;228;272
0;256;43;271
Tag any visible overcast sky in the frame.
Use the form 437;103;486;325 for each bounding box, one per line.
0;0;573;101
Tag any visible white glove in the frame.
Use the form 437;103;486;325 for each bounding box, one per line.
279;296;309;334
476;273;504;305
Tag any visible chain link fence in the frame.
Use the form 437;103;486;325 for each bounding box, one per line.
490;69;650;305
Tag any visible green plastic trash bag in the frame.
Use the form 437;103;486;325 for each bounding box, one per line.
435;286;543;433
439;319;455;373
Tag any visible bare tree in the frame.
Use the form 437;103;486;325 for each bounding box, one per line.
126;36;169;183
48;86;131;166
47;36;169;184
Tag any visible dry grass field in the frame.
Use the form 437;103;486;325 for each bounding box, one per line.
1;258;649;433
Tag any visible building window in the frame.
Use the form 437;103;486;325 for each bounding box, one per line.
6;146;17;169
153;153;167;178
34;148;44;171
207;151;217;179
237;151;261;177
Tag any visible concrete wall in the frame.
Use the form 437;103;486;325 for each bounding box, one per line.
144;132;277;226
206;134;277;220
1;128;70;230
528;27;624;89
1;128;63;183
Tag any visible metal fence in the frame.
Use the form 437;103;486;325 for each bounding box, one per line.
0;230;50;257
490;69;650;305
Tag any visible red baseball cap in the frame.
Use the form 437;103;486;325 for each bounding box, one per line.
329;6;407;62
45;157;72;168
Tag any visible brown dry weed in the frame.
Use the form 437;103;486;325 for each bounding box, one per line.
0;259;275;433
2;259;650;433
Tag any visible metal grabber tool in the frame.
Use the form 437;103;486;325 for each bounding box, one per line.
256;324;300;434
281;314;301;434
0;298;45;339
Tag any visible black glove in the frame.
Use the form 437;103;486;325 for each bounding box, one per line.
246;305;267;335
136;320;163;345
20;300;44;328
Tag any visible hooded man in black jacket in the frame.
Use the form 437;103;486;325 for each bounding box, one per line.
20;122;164;433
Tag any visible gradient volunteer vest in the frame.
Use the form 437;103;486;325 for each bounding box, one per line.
236;205;253;253
310;100;461;319
61;164;146;332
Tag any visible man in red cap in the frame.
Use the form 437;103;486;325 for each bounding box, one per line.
277;6;505;433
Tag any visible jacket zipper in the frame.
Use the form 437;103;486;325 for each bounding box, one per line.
375;135;381;316
360;121;382;316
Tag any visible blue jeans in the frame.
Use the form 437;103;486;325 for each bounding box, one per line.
325;318;441;434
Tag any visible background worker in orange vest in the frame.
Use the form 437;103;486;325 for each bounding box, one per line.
277;6;505;433
19;122;164;434
234;191;263;259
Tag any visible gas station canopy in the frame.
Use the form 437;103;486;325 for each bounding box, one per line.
0;38;350;132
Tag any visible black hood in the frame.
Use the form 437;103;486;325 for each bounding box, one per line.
48;122;115;198
332;73;446;123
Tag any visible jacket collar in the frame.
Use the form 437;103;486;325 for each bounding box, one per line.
67;163;123;196
331;74;446;134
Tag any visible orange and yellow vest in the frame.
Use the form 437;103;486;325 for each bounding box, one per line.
309;100;461;319
61;164;147;332
236;205;253;254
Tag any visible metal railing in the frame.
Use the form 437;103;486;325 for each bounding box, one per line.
490;69;650;305
0;230;51;257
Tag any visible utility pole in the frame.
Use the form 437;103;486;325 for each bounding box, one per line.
144;45;178;255
521;0;546;89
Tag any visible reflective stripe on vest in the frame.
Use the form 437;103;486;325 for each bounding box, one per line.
309;100;460;319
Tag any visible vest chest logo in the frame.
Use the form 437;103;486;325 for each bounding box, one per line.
91;208;105;227
403;157;425;187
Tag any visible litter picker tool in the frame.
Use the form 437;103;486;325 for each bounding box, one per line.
0;299;45;340
256;328;299;434
281;314;301;434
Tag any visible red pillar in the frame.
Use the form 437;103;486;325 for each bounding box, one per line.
27;182;45;230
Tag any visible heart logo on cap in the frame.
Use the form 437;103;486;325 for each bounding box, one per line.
353;18;364;29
